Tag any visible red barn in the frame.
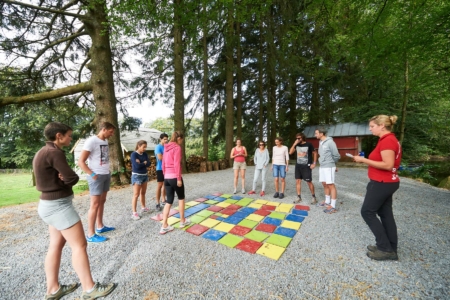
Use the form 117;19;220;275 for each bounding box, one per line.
303;123;372;159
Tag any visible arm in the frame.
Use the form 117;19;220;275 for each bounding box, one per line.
253;149;258;165
173;146;182;181
77;150;97;179
289;141;298;155
285;147;290;170
311;150;318;169
330;142;341;162
264;149;270;167
230;147;235;159
353;150;395;171
243;147;247;157
53;152;79;187
144;153;150;167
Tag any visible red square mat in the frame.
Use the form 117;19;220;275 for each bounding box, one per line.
254;209;272;216
227;204;243;210
229;225;252;236
207;206;224;212
210;215;219;219
221;209;237;216
235;239;263;254
195;198;208;202
150;209;178;221
261;205;276;211
255;223;277;233
295;205;310;211
186;224;209;236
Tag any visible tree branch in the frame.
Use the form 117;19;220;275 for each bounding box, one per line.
0;82;93;107
3;0;85;19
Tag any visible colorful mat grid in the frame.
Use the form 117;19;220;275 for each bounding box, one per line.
152;193;309;260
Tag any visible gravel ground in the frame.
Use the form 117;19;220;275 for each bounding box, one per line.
0;166;449;300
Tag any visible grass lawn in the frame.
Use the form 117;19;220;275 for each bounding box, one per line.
0;173;88;208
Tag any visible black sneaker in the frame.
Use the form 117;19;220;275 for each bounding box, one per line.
279;193;284;199
273;192;279;198
367;249;398;261
156;204;161;211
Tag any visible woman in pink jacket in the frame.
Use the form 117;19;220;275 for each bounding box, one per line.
160;131;191;234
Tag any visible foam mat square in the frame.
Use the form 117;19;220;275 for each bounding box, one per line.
200;218;221;228
207;205;224;212
254;199;268;205
216;202;231;208
202;229;227;241
238;219;259;229
244;230;269;242
186;201;200;207
248;203;263;209
246;214;265;222
256;243;286;260
265;234;292;248
261;205;276;211
218;234;244;248
196;210;215;217
186;224;209;236
235;239;263;254
255;223;277;233
265;201;280;207
229;225;252;236
281;220;301;230
214;222;235;232
295;205;310;211
269;212;286;220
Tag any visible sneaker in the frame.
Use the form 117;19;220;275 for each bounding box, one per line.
317;201;328;207
179;218;191;228
311;197;318;205
86;234;107;243
279;193;284;199
44;283;79;300
248;190;256;195
161;201;166;207
293;196;302;204
131;212;140;220
81;282;117;299
273;192;279;198
367;248;398;261
241;188;246;194
95;226;115;234
160;225;174;235
233;188;237;194
260;191;265;197
367;245;377;252
323;207;338;214
156;204;162;211
141;207;150;213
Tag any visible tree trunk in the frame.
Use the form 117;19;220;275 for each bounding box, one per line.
173;0;187;172
399;57;409;145
309;78;320;125
258;20;264;142
225;2;234;166
236;19;242;139
289;74;298;141
202;1;209;159
267;6;277;149
83;2;127;184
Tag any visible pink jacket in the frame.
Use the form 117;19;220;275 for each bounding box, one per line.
162;142;182;180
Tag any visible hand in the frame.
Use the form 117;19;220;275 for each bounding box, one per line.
310;164;316;170
177;180;182;187
136;159;140;163
286;166;289;172
353;156;364;163
143;161;147;165
92;175;98;180
58;173;64;181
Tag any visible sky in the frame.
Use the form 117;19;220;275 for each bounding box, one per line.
122;99;173;126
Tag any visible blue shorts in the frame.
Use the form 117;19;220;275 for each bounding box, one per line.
272;165;286;178
131;174;148;185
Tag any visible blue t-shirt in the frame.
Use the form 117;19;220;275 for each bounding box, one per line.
155;143;164;171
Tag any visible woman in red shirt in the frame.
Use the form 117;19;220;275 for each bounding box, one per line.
230;139;248;194
353;115;402;261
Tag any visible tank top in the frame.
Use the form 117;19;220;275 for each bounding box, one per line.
233;147;246;163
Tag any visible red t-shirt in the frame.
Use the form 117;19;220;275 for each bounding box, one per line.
368;133;402;182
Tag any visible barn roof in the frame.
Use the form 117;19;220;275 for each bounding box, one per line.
70;128;163;153
304;123;371;138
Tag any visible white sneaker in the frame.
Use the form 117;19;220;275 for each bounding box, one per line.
233;188;237;194
131;212;140;220
159;225;174;235
242;189;245;194
179;218;191;228
141;207;150;213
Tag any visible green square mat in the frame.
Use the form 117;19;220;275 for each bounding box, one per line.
269;212;286;220
218;234;244;248
190;214;208;224
244;230;269;242
265;234;292;248
205;200;219;204
235;199;253;206
196;210;215;217
238;219;259;229
224;199;239;204
220;194;232;198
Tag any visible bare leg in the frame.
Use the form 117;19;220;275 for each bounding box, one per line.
60;222;95;291
161;202;172;228
321;182;329;197
131;184;140;213
140;181;148;208
95;191;108;229
274;178;279;192
328;183;337;199
179;199;186;223
45;225;66;294
296;179;302;195
156;182;163;204
161;183;166;203
281;178;286;193
240;169;246;190
233;169;239;189
307;181;315;195
88;195;101;237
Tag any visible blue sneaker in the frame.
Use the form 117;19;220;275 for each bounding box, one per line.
87;234;107;243
95;226;115;234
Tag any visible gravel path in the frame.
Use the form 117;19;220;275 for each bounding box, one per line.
1;167;449;299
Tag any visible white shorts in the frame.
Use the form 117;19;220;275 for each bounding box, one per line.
319;167;336;184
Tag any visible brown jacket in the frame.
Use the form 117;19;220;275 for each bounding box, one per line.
33;142;79;200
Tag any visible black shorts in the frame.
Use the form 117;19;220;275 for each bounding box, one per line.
164;178;185;204
156;170;164;182
295;164;312;181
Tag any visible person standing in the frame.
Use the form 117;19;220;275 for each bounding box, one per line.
160;131;191;234
315;127;340;213
78;122;116;243
155;133;168;211
353;115;402;261
230;139;248;194
248;141;270;197
271;137;290;199
289;133;318;204
130;140;151;220
34;122;116;299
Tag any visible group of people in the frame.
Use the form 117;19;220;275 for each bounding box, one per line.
32;114;401;298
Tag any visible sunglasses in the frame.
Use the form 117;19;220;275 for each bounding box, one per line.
259;144;265;146
296;138;301;140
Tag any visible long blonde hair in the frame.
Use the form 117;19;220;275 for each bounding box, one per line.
170;131;185;143
369;115;398;131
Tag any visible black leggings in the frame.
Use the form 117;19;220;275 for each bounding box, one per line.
361;180;400;252
164;178;185;204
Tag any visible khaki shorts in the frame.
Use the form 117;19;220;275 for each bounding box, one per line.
233;161;247;170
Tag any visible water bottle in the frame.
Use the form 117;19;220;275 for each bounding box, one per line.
359;151;365;157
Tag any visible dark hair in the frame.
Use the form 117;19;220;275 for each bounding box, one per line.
315;127;327;135
99;122;116;131
275;136;283;144
258;141;266;146
44;122;73;141
170;131;184;142
135;140;147;150
160;133;168;140
296;133;306;140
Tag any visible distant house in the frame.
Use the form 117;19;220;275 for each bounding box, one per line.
303;123;372;159
70;128;163;174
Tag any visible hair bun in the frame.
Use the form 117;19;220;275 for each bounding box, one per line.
389;115;398;125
